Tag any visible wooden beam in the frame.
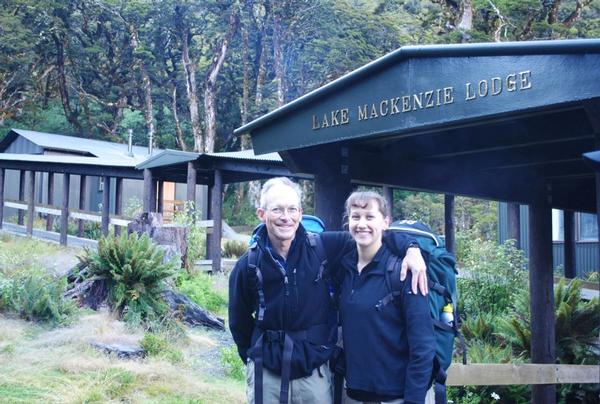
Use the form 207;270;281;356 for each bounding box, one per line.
60;174;70;245
210;169;223;272
18;170;25;225
143;169;153;212
597;172;600;266
383;186;393;219
563;210;576;278
26;171;35;237
0;168;4;229
102;176;110;236
444;194;455;254
46;172;54;231
186;161;197;206
507;202;521;248
157;180;164;213
528;184;556;404
114;177;123;236
446;364;600;386
78;175;87;237
314;146;353;231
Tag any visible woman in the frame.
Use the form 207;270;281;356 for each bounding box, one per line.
339;191;435;404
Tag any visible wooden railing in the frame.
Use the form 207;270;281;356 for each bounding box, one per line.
446;364;599;386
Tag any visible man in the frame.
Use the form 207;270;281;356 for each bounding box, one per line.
229;177;427;404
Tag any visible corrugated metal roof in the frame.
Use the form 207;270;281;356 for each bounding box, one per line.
136;149;200;169
7;128;152;160
0;153;145;167
206;149;282;162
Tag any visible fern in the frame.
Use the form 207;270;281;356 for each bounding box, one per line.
79;232;179;324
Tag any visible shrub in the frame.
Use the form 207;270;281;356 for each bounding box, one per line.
80;232;179;325
220;345;245;380
177;273;227;315
173;202;207;268
140;332;183;364
0;271;76;325
222;240;247;259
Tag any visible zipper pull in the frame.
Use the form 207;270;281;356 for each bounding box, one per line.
293;268;297;285
284;275;289;295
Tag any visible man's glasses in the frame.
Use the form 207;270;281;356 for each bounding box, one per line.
267;206;300;216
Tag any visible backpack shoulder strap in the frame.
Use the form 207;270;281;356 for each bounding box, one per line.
307;232;328;282
375;254;403;310
247;242;266;323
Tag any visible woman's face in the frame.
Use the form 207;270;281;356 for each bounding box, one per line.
348;200;389;250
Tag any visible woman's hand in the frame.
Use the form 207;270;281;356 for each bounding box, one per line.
401;247;428;295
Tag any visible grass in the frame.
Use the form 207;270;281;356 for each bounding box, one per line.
0;234;245;403
0;312;245;403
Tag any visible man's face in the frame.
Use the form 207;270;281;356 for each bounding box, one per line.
257;184;303;245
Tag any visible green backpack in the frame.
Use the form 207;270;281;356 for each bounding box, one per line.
385;220;466;385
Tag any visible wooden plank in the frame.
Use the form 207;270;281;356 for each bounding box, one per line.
114;177;123;236
507;202;521;247
210;169;223;272
0;168;4;229
60;173;70;245
26;170;35;236
446;364;600;386
46;172;54;231
102;176;110;236
18;170;25;225
444;194;455;254
4;200;28;210
78;175;87;237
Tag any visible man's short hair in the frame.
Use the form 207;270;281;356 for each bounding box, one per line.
260;177;302;209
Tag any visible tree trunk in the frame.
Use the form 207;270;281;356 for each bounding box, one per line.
203;8;239;153
180;28;203;152
562;0;592;28
548;0;562;24
52;33;83;134
171;85;187;151
457;0;473;30
273;15;285;107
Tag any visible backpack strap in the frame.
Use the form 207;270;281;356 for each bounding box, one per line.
307;232;328;282
375;254;403;310
247;242;266;323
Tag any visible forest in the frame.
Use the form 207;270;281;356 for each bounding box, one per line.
1;0;599;228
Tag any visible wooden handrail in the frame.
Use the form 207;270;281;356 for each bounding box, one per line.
446;364;600;386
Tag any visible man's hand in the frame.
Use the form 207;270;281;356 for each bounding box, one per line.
401;247;428;295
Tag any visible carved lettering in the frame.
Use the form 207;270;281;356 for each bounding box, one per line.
358;105;368;121
390;97;400;114
425;91;435;108
491;77;502;95
312;114;320;130
506;74;517;92
478;80;488;97
520;70;532;90
321;113;329;128
465;82;476;101
340;108;349;124
379;100;389;116
331;110;340;126
370;103;379;119
443;87;454;104
402;96;410;112
412;93;423;111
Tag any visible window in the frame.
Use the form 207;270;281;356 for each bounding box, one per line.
552;209;564;242
578;213;598;242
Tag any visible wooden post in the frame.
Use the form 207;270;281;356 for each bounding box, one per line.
187;162;197;208
314;173;352;230
507;202;521;248
143;169;154;212
528;184;556;404
444;194;455;254
26;171;35;237
157;180;164;213
102;176;111;236
210;169;223;272
383;186;394;219
78;175;87;237
205;185;212;259
60;174;70;245
46;172;54;231
0;168;4;229
563;210;576;279
596;172;600;267
114;177;123;236
18;170;25;225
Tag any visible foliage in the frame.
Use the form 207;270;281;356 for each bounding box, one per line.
220;345;245;381
80;232;179;325
123;196;143;219
456;235;527;316
0;269;77;326
140;332;184;364
222;240;248;259
172;201;206;268
177;273;228;315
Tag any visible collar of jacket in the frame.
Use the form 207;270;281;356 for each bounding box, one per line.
252;222;308;257
341;244;390;277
